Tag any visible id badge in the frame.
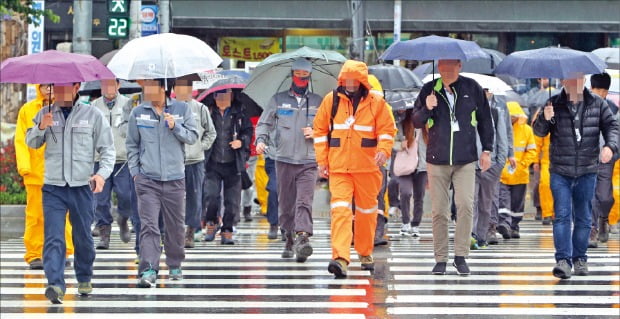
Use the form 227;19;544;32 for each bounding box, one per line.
451;120;460;132
345;115;355;128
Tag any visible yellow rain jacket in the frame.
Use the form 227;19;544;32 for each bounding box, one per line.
501;102;537;185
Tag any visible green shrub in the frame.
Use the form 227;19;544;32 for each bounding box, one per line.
0;138;26;205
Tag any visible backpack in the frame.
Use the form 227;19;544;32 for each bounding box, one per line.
327;89;339;144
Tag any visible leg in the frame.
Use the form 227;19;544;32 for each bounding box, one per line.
204;162;224;224
539;162;554;219
410;170;428;227
66;186;95;284
352;170;382;257
475;165;502;242
94;162;114;227
294;163;318;234
134;176;163;273
113;163;133;243
509;184;527;231
397;174;414;225
387;175;400;210
24;184;44;264
265;158;279;226
42;185;69;291
221;163;241;233
276;161;297;233
452;162;476;258
184;162;205;230
427;164;453;263
497;183;513;230
162;179;186;269
550;173;574;263
329;173;355;263
571;173;596;262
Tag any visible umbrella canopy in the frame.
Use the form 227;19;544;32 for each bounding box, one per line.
196;75;247;102
194;69;250;90
412;62;433;79
461;48;506;75
524;87;562;108
107;33;223;80
422;72;512;95
199;75;262;118
379;35;487;61
384;90;419;110
494;47;607;79
79;79;142;96
242;46;347;108
0;50;115;84
591;47;619;69
368;64;423;90
99;49;119;65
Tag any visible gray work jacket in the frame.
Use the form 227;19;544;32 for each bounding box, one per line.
26;102;115;186
91;94;133;163
183;99;216;165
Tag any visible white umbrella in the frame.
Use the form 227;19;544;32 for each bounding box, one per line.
422;72;512;95
591;48;619;69
107;33;222;80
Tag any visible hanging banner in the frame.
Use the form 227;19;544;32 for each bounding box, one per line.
27;0;45;101
218;37;280;61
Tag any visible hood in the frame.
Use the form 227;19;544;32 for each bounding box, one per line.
507;101;527;124
367;74;383;96
337;60;371;91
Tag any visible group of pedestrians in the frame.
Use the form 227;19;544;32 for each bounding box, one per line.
13;53;619;304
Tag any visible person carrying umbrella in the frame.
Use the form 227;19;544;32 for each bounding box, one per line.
532;73;618;279
412;59;495;276
255;58;323;261
126;78;199;287
91;79;135;250
14;84;75;270
26;82;116;303
313;60;396;278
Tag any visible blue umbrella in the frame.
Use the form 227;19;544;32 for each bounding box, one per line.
379;35;487;62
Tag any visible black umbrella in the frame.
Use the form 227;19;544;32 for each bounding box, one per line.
368;64;423;90
384;90;419;111
198;75;262;118
79;80;142;96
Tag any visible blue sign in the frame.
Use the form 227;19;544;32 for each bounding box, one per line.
141;5;159;36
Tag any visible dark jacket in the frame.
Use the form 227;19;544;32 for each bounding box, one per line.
205;101;253;173
412;76;494;165
532;88;619;177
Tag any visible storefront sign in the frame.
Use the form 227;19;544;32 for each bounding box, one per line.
141;5;159;36
219;37;280;61
27;0;45;101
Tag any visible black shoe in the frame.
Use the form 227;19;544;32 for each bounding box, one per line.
598;218;609;243
453;256;470;276
432;262;447;275
267;224;278;240
552;259;572;279
542;217;552;225
96;225;111;249
29;258;43;270
91;226;99;237
510;229;520;239
497;224;511;239
327;259;348;278
294;232;313;263
281;231;294;258
243;206;253;222
45;285;64;304
535;207;542;220
118;216;131;243
280;228;286;242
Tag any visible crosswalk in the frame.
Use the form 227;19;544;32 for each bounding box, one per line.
1;217;619;318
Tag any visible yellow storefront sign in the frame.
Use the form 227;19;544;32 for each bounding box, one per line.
218;37;280;61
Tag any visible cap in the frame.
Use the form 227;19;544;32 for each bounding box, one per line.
291;58;312;73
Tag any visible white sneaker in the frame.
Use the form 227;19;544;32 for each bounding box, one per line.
410;226;420;237
388;207;399;217
400;224;411;236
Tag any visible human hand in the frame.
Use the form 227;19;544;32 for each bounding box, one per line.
302;127;313;139
164;113;176;130
401;140;408;151
318;165;329;178
425;93;437;111
230;139;242;149
38;113;54;130
256;142;267;154
543;103;554;121
533;163;540;172
90;174;105;193
480;152;491;172
375;151;388;166
600;146;613;163
508;157;517;169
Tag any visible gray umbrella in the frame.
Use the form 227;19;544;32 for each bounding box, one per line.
79;79;142;96
525;88;562;108
384;90;419;110
591;47;619;70
368;64;423;90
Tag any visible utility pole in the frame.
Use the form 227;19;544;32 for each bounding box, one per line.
350;0;365;61
159;0;170;33
393;0;402;66
128;0;142;41
72;0;92;54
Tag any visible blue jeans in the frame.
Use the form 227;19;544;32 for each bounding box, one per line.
42;185;95;292
550;172;596;264
185;161;205;230
265;157;279;226
94;162;133;226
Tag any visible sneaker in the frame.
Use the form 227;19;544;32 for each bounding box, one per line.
388;206;399;217
204;222;217;242
327;258;348;278
470;237;479;250
137;269;157;288
453;256;470;276
497;224;511;239
294;232;313;263
487;229;499;245
29;258;43;270
542;217;552;225
359;254;374;271
432;262;447;275
77;282;92;295
573;259;588;276
184;227;195;248
552;260;572;279
510;229;520;239
169;268;183;280
610;223;619;234
220;231;235;245
588;228;599;248
118;216;131;243
400;223;411;236
267;224;278;240
477;240;488;249
45;285;64;304
410;226;420;237
282;231;295;258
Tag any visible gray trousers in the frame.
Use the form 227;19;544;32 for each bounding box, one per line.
427;162;476;262
241;156;258;208
398;170;428;227
134;176;186;274
473;164;503;241
592;161;616;228
498;183;527;231
276;161;317;234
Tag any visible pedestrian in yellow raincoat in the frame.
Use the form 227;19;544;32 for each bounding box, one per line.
534;131;554;225
14;84;74;269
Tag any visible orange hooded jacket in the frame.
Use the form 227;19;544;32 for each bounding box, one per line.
313;60;396;173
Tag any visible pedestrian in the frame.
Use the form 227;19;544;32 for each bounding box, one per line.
203;88;253;245
173;75;216;249
256;58;323;261
497;102;537;240
313;60;396;277
532;73;618;279
26;82;115;303
126;78;198;287
15;84;74;270
412;60;495;276
589;72;619;247
91;79;135;249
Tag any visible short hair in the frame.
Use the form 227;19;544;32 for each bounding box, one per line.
591;73;611;90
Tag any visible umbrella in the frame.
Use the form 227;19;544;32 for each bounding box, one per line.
242;46;347;108
99;49;119;65
379;35;487;62
422;72;512;95
524;87;562;108
368;63;423;90
194;69;250;90
196;75;247;102
412;62;434;80
200;75;263;118
384;90;419;110
107;33;223;80
591;47;619;69
413;48;506;79
79;79;142;96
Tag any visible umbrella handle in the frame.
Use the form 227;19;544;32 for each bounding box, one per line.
47;97;58;143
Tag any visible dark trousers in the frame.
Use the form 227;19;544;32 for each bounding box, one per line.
94;162;133;226
377;166;388;211
276;161;317;234
387;177;400;209
592;161;616;228
398;170;428;227
265;157;279;226
205;160;241;233
185;161;205;230
42;185;95;292
134;176;186;274
473;164;502;241
498;183;527;231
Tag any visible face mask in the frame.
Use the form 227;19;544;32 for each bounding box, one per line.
292;75;309;88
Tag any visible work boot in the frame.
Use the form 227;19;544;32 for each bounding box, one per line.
535;207;542;220
204;221;217;242
374;215;388;246
294;232;313;263
327;258;348;278
45;285;64;304
78;282;92;295
573;259;589;276
542;217;552;225
598;217;609;243
243;206;253;222
588;228;598;248
118;216;131;243
510;229;520;239
487;225;499;245
96;225;111;249
184;227;195;248
220;231;235;245
281;231;295;258
359;254;374;271
267;224;278;240
29;258;43;270
497;224;511;239
552;259;572;279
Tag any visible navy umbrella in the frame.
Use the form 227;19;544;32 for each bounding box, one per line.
380;35;487;62
413;48;505;78
368;64;423;90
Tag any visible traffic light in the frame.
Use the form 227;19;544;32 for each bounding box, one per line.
107;0;129;39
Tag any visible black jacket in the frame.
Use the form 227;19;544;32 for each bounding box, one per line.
412;76;494;165
205;101;253;173
532;88;619;177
